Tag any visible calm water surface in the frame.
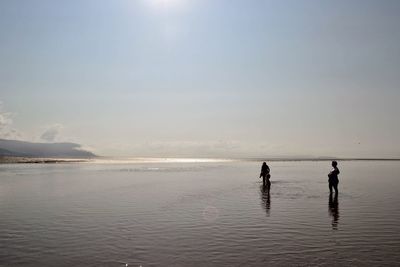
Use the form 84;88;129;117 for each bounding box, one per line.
1;161;400;266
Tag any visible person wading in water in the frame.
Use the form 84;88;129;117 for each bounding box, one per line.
260;162;271;189
328;161;340;194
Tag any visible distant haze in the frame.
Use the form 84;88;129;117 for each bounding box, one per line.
1;0;399;158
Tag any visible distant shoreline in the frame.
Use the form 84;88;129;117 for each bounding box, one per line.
242;158;400;162
1;156;400;164
0;157;91;164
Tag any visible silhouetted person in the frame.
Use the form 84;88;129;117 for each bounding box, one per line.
260;162;271;188
329;192;339;230
328;161;340;194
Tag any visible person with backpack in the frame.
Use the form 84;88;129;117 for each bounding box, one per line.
260;162;271;188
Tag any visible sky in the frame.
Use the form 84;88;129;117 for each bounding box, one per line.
0;0;400;158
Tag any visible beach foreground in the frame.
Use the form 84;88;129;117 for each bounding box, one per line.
1;160;400;266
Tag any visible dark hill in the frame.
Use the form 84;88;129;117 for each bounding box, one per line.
0;139;96;158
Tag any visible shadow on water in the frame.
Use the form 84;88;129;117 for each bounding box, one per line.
260;185;271;216
328;193;339;230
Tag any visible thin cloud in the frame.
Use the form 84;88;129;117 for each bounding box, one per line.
0;102;21;140
40;124;63;142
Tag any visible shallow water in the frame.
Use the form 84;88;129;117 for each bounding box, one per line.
1;160;400;266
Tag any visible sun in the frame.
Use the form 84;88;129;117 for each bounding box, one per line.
148;0;182;9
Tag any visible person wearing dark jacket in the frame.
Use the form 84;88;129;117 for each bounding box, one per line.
260;162;271;188
328;161;340;194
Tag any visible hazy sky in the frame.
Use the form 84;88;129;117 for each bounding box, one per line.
1;0;399;158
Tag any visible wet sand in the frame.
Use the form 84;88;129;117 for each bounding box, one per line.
1;160;400;266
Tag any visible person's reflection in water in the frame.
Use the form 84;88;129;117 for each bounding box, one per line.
328;193;339;230
260;185;271;216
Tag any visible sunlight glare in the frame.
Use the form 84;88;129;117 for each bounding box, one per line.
148;0;182;9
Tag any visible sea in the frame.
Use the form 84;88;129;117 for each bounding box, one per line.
1;159;400;266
